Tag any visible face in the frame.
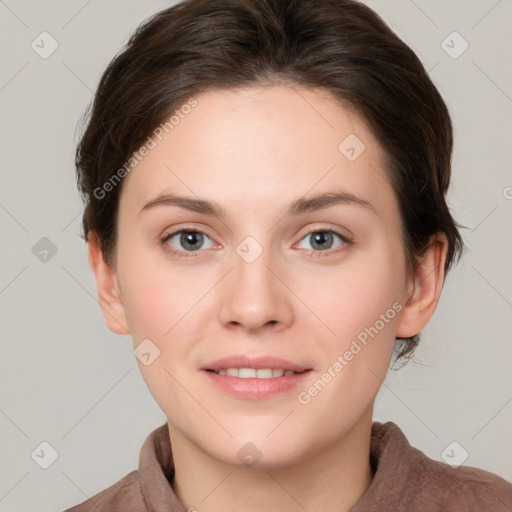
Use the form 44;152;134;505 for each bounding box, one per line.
110;85;415;467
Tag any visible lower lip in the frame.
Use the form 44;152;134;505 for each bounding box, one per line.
202;370;312;400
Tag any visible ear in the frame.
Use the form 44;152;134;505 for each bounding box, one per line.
395;233;449;338
87;231;130;335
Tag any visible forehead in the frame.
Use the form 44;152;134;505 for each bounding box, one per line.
120;85;394;218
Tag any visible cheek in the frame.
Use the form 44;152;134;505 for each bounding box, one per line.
122;275;174;342
299;249;404;421
118;257;207;417
292;257;402;440
117;241;206;342
295;251;405;351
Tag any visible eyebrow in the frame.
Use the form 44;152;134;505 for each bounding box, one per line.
139;190;376;218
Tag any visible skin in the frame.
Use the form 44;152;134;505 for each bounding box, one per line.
88;84;448;512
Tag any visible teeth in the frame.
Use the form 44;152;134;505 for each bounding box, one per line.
239;368;256;378
213;367;298;378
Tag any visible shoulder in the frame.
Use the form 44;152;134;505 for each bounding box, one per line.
63;470;146;512
364;421;512;511
421;456;512;511
62;422;182;512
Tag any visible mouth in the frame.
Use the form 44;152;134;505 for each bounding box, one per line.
206;368;306;378
201;356;312;399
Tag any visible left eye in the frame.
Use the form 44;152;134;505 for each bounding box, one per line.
163;230;215;252
296;230;348;251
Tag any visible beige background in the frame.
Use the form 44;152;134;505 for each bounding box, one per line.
1;1;511;510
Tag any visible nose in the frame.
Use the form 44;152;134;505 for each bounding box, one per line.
217;244;294;334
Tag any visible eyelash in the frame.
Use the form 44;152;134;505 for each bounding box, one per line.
160;226;353;259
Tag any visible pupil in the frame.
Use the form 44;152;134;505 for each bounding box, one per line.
312;232;332;250
182;231;202;250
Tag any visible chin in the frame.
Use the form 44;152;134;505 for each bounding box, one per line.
201;430;313;470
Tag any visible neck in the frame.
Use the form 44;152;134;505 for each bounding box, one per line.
169;409;375;512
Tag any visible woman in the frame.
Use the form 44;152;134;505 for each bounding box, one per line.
65;0;512;510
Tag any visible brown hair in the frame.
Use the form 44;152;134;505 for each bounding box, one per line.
75;0;464;365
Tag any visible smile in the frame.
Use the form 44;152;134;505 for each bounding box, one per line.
211;368;301;378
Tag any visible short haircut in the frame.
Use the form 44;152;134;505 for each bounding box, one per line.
75;0;465;365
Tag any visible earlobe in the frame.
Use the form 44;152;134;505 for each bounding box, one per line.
395;234;449;338
87;231;130;336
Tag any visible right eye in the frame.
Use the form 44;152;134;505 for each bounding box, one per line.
161;229;216;255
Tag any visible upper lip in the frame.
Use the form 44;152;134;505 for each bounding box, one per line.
202;355;310;372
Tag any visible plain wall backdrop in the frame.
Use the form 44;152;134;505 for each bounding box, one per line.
1;1;511;511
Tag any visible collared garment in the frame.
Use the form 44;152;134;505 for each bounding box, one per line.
63;421;512;511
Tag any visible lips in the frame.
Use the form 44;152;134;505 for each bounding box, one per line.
201;355;312;399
